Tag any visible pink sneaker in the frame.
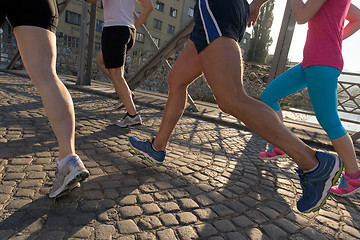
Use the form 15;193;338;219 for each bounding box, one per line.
258;145;287;159
330;173;360;196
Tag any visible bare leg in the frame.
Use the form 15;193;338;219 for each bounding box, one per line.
96;51;111;79
152;41;203;151
332;134;359;174
14;26;75;160
107;67;137;115
198;37;317;170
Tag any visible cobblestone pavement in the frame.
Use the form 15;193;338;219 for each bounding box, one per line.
0;71;360;240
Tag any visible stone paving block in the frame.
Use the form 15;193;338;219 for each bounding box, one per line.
246;228;270;240
226;232;248;240
157;229;177;240
159;213;179;227
212;204;234;217
195;194;214;207
137;232;157;240
301;227;327;240
232;215;255;228
274;218;299;234
178;198;199;210
95;224;116;240
72;213;96;226
118;206;142;218
117;219;140;234
159;202;181;213
176;212;197;225
194;223;218;239
213;219;237;233
176;226;198;240
137;194;154;203
70;226;94;239
137;216;162;230
141;203;161;215
261;223;288;239
117;195;137;206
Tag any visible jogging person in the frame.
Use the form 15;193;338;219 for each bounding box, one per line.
86;0;153;127
259;0;360;196
129;0;344;213
0;0;89;199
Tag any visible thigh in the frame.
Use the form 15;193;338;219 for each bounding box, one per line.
305;65;340;117
198;37;244;102
263;64;307;101
13;26;57;80
167;40;203;88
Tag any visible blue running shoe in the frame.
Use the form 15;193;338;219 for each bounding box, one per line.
129;136;165;166
296;151;343;213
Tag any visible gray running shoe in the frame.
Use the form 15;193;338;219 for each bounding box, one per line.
116;113;142;128
114;91;135;110
49;154;89;198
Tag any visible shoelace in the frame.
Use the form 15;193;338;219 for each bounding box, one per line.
338;176;348;189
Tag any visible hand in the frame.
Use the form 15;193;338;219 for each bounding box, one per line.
248;2;261;27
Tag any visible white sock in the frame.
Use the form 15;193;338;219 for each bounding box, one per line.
307;162;319;172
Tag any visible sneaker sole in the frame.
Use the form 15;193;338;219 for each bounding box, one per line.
116;122;142;128
330;185;360;197
55;182;81;198
129;143;163;167
306;156;344;213
49;168;90;198
258;154;288;160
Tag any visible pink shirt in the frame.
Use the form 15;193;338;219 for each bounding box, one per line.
302;0;351;71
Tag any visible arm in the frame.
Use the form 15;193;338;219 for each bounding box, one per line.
248;0;269;27
86;0;99;4
290;0;327;24
343;4;360;40
135;0;154;29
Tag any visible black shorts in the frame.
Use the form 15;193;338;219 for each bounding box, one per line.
101;26;135;69
0;0;58;33
190;0;249;53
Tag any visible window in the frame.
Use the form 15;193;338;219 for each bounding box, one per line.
96;20;103;32
188;7;194;17
155;1;164;12
153;19;162;30
136;32;145;43
64;35;80;48
243;38;247;44
167;25;175;35
65;11;81;25
153;38;160;47
170;8;177;18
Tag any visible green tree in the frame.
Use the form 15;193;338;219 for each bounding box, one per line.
247;0;274;64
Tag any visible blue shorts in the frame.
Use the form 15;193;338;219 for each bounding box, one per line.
190;0;249;53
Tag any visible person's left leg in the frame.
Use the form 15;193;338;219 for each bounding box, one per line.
304;66;360;196
14;26;89;198
14;26;75;160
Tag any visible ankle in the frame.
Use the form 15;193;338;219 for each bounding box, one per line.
345;169;360;179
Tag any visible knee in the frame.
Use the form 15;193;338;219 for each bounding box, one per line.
167;71;187;91
216;95;246;115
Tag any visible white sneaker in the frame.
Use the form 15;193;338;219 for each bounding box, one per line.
114;91;135;110
116;113;142;128
49;154;89;198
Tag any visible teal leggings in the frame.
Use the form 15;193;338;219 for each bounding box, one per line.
261;64;347;140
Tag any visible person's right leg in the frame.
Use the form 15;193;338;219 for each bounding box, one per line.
198;36;343;212
259;64;308;159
